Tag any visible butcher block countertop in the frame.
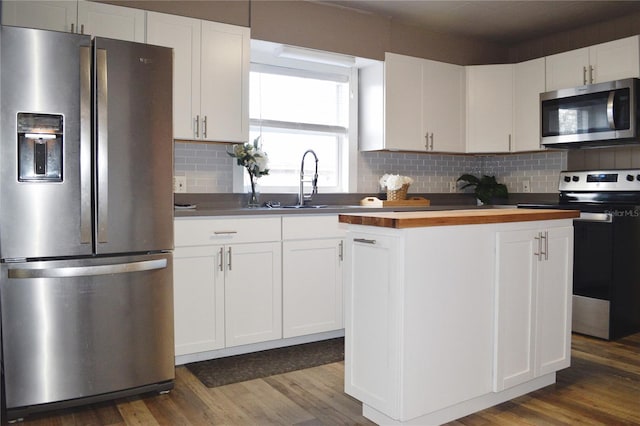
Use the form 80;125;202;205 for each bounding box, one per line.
338;208;580;229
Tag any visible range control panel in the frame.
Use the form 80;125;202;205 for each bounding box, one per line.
559;169;640;192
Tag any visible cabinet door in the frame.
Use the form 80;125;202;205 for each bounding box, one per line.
1;0;77;32
200;21;250;143
423;59;465;152
545;47;589;91
146;12;201;140
514;58;545;152
494;229;538;391
590;36;640;84
173;245;225;356
225;242;282;347
283;238;343;338
466;64;513;153
384;53;425;151
535;226;573;376
344;233;400;418
77;0;144;42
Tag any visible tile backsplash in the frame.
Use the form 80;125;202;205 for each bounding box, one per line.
175;141;567;194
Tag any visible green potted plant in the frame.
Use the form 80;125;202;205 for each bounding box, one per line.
457;174;509;205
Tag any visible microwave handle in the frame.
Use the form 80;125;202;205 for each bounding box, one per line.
607;90;616;129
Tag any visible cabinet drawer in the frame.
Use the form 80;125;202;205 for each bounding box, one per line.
175;217;281;246
282;215;346;240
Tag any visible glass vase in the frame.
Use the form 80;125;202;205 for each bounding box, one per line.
247;174;260;208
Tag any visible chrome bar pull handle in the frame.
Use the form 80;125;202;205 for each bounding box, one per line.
339;240;344;261
543;231;549;260
354;238;376;245
424;132;429;150
203;116;208;139
96;48;109;243
607;90;616;130
589;65;595;84
429;133;434;150
80;45;92;244
194;115;200;138
534;233;541;261
583;66;587;85
508;134;512;151
227;247;232;271
218;247;224;271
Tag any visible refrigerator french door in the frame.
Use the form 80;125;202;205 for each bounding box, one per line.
0;25;175;419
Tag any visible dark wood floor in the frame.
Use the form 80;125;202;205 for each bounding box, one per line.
4;332;639;425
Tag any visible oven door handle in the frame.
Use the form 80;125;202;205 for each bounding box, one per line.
575;212;613;223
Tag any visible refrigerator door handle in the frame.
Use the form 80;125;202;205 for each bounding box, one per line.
80;46;92;244
8;259;168;279
96;47;109;243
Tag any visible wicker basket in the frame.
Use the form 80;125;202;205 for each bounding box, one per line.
387;183;409;200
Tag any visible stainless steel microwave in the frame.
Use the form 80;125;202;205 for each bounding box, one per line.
540;78;639;148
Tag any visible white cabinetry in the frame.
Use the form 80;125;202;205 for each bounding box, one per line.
173;217;281;356
345;224;497;422
2;0;145;42
343;216;574;425
494;225;573;391
466;64;514;153
282;215;345;338
514;58;546;152
147;12;249;142
545;36;640;91
359;53;465;153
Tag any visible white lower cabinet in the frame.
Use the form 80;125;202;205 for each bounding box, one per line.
343;218;574;424
174;245;224;356
173;217;281;357
282;215;345;338
494;225;573;391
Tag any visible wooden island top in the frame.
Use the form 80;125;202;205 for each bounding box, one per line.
338;208;580;229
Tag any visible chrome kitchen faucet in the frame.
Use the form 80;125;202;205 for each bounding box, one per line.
298;149;318;206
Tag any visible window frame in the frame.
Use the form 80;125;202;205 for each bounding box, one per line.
234;42;358;194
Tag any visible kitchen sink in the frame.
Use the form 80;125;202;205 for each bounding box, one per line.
281;204;328;209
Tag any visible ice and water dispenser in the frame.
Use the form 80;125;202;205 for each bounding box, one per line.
17;113;63;182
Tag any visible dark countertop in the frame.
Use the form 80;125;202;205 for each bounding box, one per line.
172;192;558;218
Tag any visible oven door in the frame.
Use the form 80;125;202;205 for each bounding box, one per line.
573;213;613;300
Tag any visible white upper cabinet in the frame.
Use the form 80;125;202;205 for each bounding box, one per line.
2;0;77;32
77;1;144;42
2;0;144;42
423;58;466;153
384;53;424;151
513;58;546;152
146;12;249;143
466;64;514;153
359;52;465;153
545;36;640;91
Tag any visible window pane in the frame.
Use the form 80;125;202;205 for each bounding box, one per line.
250;72;349;127
249;128;340;188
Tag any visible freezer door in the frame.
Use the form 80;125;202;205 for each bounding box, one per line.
0;26;93;259
0;253;175;409
94;37;174;254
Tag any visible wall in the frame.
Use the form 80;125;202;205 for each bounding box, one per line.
175;142;566;194
509;10;640;62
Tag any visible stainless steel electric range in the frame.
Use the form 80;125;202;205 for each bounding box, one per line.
520;169;640;340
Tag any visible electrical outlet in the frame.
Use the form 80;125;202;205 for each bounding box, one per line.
449;181;457;193
522;179;531;193
174;176;187;193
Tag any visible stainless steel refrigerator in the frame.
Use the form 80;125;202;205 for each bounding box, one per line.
0;25;175;420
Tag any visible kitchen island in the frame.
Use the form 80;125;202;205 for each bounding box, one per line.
339;208;579;425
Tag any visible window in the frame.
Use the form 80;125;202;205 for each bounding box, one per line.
244;46;356;193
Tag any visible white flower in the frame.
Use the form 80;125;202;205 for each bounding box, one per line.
379;174;413;190
228;136;269;178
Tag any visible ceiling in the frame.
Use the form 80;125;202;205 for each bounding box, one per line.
323;1;640;45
